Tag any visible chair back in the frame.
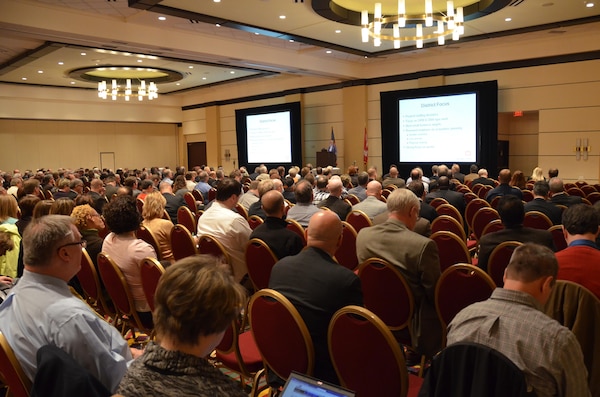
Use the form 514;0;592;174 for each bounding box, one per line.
435;203;464;227
235;203;248;220
523;211;553;230
431;215;467;242
357;258;413;332
286;219;307;246
521;189;534;202
586;191;600;204
465;198;490;231
182;192;198;215
429;197;449;208
544;280;600;396
346;194;360;205
472;207;500;241
245;238;279;290
345;210;372;233
419;342;534;397
161;209;170;220
97;252;152;333
197;234;231;264
328;306;421;397
487;241;523;287
208;188;217;202
140;257;165;312
177;205;197;234
0;332;31;397
191;189;204;203
76;248;113;318
136;198;144;214
566;187;585;197
136;225;162;261
548;225;567;251
43;189;53;200
489;195;502;209
477;184;493;199
581;185;598;195
430;231;471;272
463;192;478;204
247;215;264;230
435;264;496;334
334;221;359;271
170;224;198;261
481;219;504;237
249;289;314;381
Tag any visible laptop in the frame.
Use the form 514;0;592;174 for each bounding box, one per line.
280;371;355;397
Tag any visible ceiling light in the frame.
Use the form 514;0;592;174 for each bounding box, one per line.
202;77;207;80
216;24;221;27
361;0;464;49
326;50;332;54
37;70;43;74
230;71;235;74
289;39;295;42
279;15;286;19
58;61;64;65
335;29;341;33
98;79;158;102
158;16;166;21
505;17;512;21
586;2;594;7
81;52;87;56
213;0;221;2
70;82;76;85
21;77;27;81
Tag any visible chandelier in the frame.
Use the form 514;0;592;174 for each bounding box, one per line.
97;79;158;101
361;1;464;49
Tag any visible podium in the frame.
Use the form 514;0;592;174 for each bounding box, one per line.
316;150;337;167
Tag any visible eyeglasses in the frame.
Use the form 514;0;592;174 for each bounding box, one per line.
57;240;87;252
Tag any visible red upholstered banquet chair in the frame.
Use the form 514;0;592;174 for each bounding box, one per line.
170;224;198;261
286;218;307;246
471;207;500;241
345;209;372;233
328;306;423;397
548;225;567;251
435;203;464;228
182;192;198;216
334;221;359;271
247;215;264;230
523;211;553;230
136;225;162;261
176;205;197;234
487;241;523;287
429;197;449;209
140;257;165;312
76;248;115;319
0;331;31;397
464;198;490;234
245;238;279;291
430;231;472;272
197;234;231;264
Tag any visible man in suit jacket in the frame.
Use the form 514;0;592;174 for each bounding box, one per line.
352;180;387;220
425;176;466;216
524;180;563;225
477;195;554;271
269;211;363;385
347;172;368;201
556;204;600;299
451;164;465;184
317;177;351;221
408;181;438;223
471;168;496;187
485;169;523;203
549;177;583;207
356;188;442;358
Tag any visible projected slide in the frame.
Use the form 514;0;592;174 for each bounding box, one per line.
246;110;292;163
399;93;476;163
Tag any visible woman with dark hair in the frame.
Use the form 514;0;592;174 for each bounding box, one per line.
49;197;75;216
117;256;247;397
16;195;40;236
32;199;53;219
102;195;156;326
172;175;188;199
509;170;527;190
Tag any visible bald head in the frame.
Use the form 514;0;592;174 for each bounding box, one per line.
366;181;382;197
327;177;343;197
261;190;284;217
307;211;343;256
498;169;512;184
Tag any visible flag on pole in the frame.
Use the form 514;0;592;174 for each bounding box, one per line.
363;126;368;166
328;127;337;154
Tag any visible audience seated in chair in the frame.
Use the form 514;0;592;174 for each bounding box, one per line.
249;190;303;260
556;204;600;299
524;180;562;225
141;191;175;264
352;180;388;220
356;187;442;358
269;211;363;386
286;180;321;228
101;195;157;326
317;177;351;221
447;243;590;397
117;255;247;397
159;181;185;224
0;215;137;393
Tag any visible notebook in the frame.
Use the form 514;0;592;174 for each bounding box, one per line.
280;371;355;397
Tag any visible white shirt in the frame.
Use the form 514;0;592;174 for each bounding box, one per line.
196;201;252;282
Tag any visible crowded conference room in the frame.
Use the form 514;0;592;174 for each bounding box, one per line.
0;0;599;396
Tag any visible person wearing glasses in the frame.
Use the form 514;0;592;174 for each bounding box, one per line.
0;215;139;393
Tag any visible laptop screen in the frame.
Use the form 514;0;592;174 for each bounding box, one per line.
280;372;355;397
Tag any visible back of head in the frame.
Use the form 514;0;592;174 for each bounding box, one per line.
23;178;40;195
19;195;41;218
0;194;18;221
294;180;313;204
562;204;600;236
469;164;478;173
478;168;488;178
389;167;399;178
257;179;275;198
532;181;550;197
103;194;141;234
431;165;438;175
366;181;382;196
306;211;342;252
216;178;242;202
153;255;246;345
143;191;167;220
262;190;284;217
548;177;564;194
124;176;137;188
505;243;557;283
407;180;424;198
33;200;53;219
316;176;328;190
498;169;512;184
71;204;96;231
387;187;419;216
497;195;524;227
437;176;450;190
437;165;449;177
248;180;259;191
23;215;74;267
140;179;153;191
357;172;369;186
548;168;559;178
327;177;343;196
49;198;75;216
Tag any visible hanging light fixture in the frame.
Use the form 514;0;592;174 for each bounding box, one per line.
361;0;465;49
98;78;158;101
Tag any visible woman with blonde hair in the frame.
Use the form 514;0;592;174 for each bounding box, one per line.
142;191;175;263
49;197;75;216
0;195;20;277
71;204;105;269
531;166;545;182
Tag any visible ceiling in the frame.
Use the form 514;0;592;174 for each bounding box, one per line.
0;0;599;97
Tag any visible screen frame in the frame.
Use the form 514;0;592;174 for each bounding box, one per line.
380;80;498;178
235;102;303;170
